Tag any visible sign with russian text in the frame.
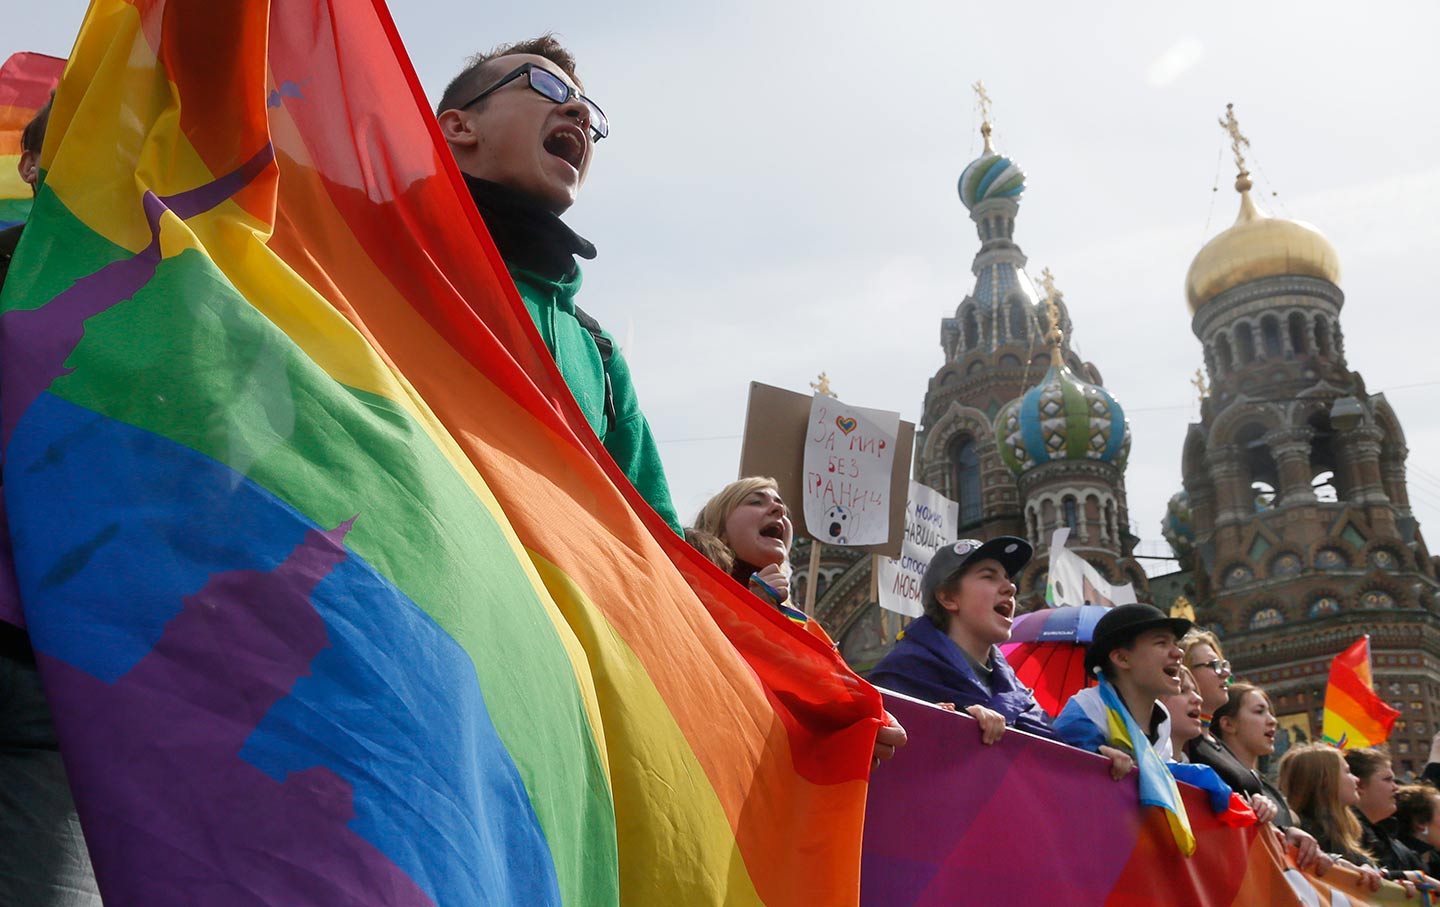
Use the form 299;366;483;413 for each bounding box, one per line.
876;482;959;617
801;394;898;547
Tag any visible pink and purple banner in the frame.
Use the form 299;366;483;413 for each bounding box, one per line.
864;692;1417;906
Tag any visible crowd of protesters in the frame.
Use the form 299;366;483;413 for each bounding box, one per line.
4;30;1436;906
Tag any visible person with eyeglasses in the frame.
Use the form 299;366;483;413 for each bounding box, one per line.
435;35;681;534
1180;633;1331;871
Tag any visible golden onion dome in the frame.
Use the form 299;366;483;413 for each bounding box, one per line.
1184;174;1341;315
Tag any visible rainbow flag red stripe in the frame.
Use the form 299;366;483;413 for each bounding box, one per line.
0;52;65;228
0;1;882;903
1322;636;1400;749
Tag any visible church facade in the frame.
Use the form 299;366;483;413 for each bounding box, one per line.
800;104;1439;771
1159;109;1440;771
799;113;1146;672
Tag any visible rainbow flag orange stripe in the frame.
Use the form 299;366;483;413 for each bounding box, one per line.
0;51;65;228
1322;636;1400;750
0;1;882;903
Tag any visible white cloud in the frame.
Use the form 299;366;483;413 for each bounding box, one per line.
1146;38;1206;87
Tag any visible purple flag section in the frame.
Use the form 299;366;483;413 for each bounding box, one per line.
862;691;1139;905
35;519;436;907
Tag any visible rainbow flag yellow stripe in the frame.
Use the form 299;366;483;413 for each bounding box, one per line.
0;1;882;904
1322;636;1400;750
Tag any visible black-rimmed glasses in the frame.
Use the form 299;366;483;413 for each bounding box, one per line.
1194;658;1232;677
461;63;609;141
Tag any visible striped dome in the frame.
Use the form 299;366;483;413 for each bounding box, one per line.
959;152;1025;210
996;361;1130;475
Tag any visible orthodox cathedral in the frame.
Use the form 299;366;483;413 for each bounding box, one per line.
799;99;1440;771
799;98;1147;669
1162;108;1439;771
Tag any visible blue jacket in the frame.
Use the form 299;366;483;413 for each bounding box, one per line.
868;616;1058;741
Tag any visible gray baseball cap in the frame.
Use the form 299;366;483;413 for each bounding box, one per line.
920;536;1032;609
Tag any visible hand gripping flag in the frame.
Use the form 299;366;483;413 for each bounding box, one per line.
1322;636;1401;750
0;1;884;904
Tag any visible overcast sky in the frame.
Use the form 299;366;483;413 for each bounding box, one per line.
8;0;1440;569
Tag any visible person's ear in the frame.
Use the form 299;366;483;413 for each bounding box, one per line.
934;585;962;615
1109;645;1131;673
18;149;40;187
436;108;479;149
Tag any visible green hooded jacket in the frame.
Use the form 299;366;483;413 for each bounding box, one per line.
510;265;681;534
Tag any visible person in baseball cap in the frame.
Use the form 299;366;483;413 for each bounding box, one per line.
869;536;1059;744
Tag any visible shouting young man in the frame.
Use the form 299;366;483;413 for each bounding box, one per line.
1055;603;1192;760
435;36;680;533
869;537;1058;744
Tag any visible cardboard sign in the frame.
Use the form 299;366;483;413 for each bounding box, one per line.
876;482;959;617
800;394;898;547
738;382;914;558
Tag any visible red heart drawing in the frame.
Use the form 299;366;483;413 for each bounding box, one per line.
836;416;858;435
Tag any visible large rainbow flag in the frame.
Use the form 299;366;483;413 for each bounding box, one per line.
0;1;883;904
864;692;1419;906
0;52;65;229
1322;636;1401;750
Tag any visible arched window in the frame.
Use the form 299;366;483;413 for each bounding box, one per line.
1315;318;1332;356
1063;497;1079;532
1288;312;1308;356
949;436;983;526
963;310;979;350
1010;301;1028;342
1235;323;1256;364
1216;334;1234;374
1261;315;1283;358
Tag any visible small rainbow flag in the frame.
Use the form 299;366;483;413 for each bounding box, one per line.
1322;636;1400;750
1;1;883;903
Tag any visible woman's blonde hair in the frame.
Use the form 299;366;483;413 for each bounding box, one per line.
690;477;791;575
1278;743;1369;860
1181;628;1226;666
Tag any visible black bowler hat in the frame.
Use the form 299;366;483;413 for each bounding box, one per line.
920;536;1032;610
1083;603;1193;676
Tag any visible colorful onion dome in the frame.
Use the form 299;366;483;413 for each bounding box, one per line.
996;359;1131;475
958;151;1025;210
1162;491;1194;558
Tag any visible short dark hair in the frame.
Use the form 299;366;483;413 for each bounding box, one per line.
437;34;580;116
1344;746;1392;783
1395;784;1440;836
922;572;963;631
21;92;55;155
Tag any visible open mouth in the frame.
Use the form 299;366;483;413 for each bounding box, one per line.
994;600;1014;620
1187;708;1202;721
759;522;785;541
1162;664;1181;679
543;124;586;171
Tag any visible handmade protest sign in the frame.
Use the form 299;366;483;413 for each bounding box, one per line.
876;482;959;617
801;394;899;547
738;382;913;558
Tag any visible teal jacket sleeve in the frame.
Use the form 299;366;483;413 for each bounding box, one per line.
599;340;682;535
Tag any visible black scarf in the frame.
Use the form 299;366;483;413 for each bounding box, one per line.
463;176;595;281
